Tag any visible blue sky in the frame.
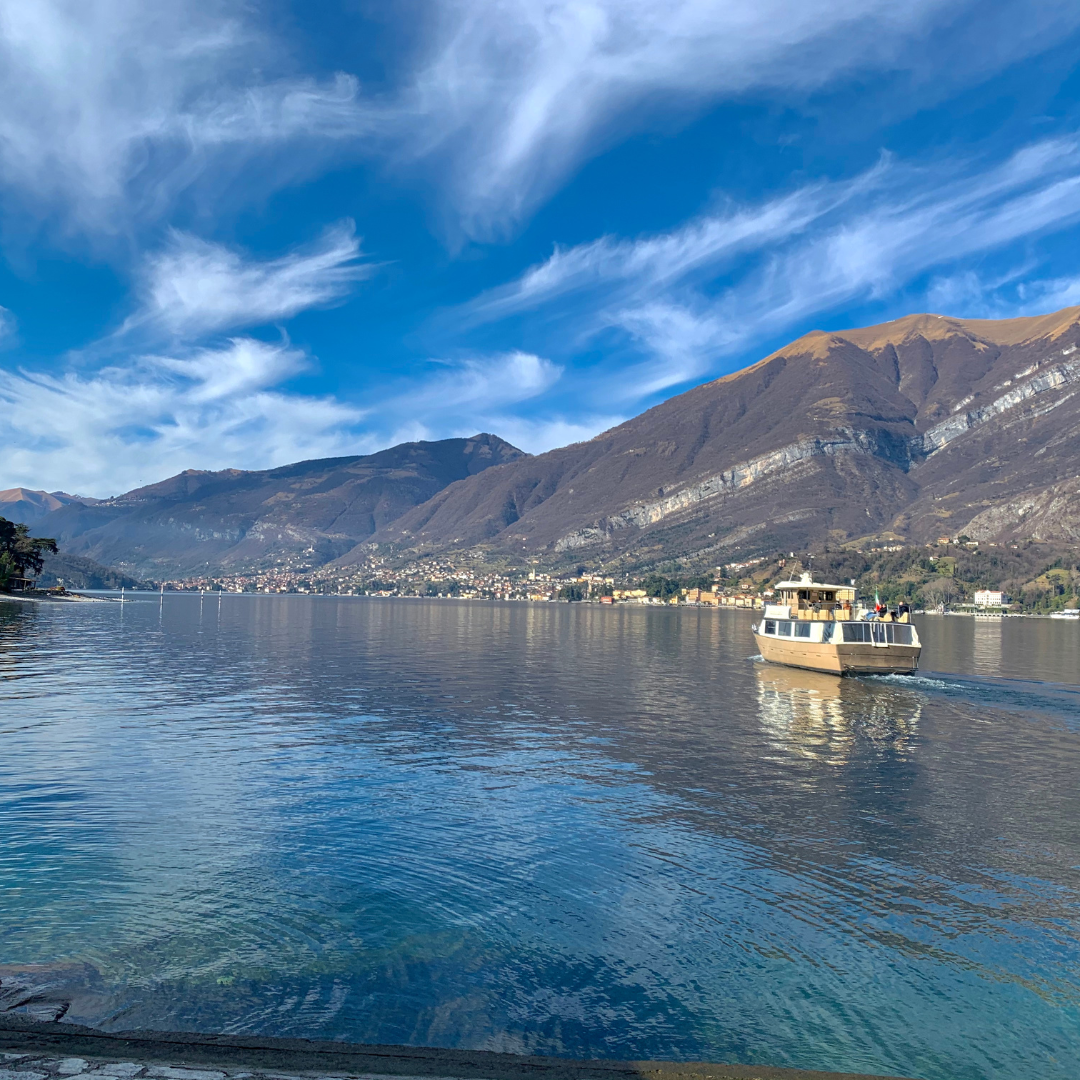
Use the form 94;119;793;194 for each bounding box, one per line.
3;0;1080;497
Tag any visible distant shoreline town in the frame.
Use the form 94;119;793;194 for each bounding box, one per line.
5;308;1080;620
127;537;1078;618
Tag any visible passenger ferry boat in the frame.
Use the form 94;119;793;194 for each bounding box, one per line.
753;574;921;676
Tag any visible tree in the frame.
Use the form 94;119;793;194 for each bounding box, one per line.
0;516;59;584
642;574;680;600
0;550;16;589
919;577;953;610
559;583;586;601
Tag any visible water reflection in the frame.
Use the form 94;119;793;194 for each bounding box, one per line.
2;596;1079;1080
972;617;1004;676
914;612;1080;684
754;663;920;766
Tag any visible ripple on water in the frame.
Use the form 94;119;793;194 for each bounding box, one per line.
2;596;1080;1080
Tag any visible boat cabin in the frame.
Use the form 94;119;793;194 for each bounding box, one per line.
757;617;916;646
766;574;857;621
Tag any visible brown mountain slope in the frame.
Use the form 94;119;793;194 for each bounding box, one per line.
0;488;99;525
34;434;524;577
370;308;1080;565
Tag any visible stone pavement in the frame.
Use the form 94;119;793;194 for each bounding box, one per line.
0;1018;913;1080
1;1052;451;1080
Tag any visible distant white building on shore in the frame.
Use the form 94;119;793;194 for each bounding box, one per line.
974;589;1009;607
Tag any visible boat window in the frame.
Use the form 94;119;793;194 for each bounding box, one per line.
822;622;835;643
793;622;812;638
824;592;835;602
843;622;871;643
888;624;913;645
798;590;809;601
764;620;776;635
777;621;792;636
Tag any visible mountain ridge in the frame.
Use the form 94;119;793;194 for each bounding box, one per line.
367;306;1080;565
28;434;525;577
0;488;101;525
19;306;1080;577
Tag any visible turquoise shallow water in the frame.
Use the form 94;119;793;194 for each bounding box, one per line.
2;595;1080;1079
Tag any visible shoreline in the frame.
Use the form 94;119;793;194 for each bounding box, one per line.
0;591;115;604
17;589;1080;618
0;1017;913;1080
5;589;1078;620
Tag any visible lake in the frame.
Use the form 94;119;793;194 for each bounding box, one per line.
2;595;1079;1080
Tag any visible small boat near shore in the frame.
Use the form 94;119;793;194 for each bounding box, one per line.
753;573;921;676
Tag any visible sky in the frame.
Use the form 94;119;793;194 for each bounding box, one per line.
3;0;1080;497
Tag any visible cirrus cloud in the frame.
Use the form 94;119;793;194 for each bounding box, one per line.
399;0;1080;237
123;221;372;341
459;134;1080;400
0;338;368;496
4;0;1080;244
0;0;375;238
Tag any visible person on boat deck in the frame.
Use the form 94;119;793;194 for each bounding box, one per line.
898;600;910;618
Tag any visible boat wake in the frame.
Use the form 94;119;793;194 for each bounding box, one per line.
871;670;1080;728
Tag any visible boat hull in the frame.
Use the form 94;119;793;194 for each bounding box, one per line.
753;630;920;675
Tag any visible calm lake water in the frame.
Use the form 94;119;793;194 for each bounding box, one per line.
2;596;1080;1080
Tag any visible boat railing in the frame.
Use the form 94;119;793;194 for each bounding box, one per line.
765;599;912;624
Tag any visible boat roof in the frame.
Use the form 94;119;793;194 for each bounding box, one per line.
774;576;854;591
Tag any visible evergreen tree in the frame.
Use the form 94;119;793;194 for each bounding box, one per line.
0;516;59;584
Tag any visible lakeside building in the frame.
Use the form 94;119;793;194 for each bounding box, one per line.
717;592;763;609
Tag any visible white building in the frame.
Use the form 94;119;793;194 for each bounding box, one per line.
974;589;1008;607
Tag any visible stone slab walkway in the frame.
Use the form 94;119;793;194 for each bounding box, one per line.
2;1052;459;1080
0;1017;912;1080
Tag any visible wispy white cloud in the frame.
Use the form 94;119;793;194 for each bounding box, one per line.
0;339;588;493
7;1;1080;496
0;215;386;494
0;338;370;496
478;413;623;455
1018;275;1080;312
0;305;16;346
465;134;1080;399
368;350;588;456
3;0;1078;244
610;301;734;398
464;182;848;322
124;221;371;340
0;203;581;492
924;263;1039;317
0;0;374;237
400;0;1080;237
404;351;563;411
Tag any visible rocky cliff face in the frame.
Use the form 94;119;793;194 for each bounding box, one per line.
33;434;525;577
371;308;1080;565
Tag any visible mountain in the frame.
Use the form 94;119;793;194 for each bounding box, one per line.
369;308;1080;566
36;552;145;591
0;488;99;525
23;308;1080;578
31;435;524;578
